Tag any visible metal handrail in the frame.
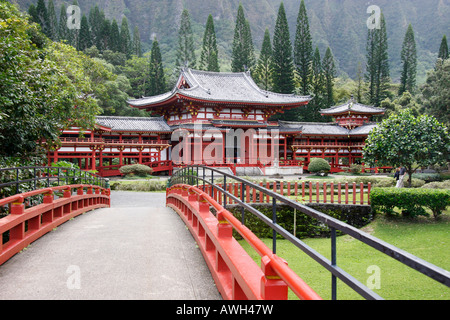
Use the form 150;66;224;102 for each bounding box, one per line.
0;166;108;196
169;165;450;300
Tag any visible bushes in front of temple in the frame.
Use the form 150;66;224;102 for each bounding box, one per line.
308;158;331;176
119;164;153;177
370;187;450;219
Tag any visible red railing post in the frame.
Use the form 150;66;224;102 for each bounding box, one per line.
260;255;288;300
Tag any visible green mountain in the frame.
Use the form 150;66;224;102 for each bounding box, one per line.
10;0;450;83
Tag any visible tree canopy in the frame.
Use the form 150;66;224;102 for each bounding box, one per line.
363;109;449;186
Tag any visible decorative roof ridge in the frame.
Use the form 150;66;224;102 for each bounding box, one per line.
128;88;177;102
96;116;166;121
278;120;340;126
320;98;385;113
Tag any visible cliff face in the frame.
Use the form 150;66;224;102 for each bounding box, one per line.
10;0;450;80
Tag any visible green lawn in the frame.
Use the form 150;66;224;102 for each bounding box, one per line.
239;212;450;300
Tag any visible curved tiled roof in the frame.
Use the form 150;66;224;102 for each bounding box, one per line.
320;99;385;115
96;116;172;133
278;121;378;136
128;68;312;108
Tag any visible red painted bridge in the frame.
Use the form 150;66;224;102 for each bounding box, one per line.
0;166;449;300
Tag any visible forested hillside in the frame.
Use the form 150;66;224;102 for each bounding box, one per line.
10;0;450;82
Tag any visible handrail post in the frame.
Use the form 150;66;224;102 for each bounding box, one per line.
260;255;288;300
331;227;337;300
272;197;277;254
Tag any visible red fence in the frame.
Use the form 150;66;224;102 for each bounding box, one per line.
201;181;372;206
166;184;322;300
0;185;110;265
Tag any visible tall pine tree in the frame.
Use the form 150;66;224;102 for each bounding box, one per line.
307;47;327;122
58;3;69;43
398;24;417;95
176;9;196;69
231;4;255;72
254;28;273;91
89;5;103;50
120;17;132;59
365;12;390;106
438;35;448;60
77;14;92;51
322;47;336;107
149;39;166;96
47;0;58;41
294;0;313;95
132;26;143;57
35;0;49;37
271;2;294;94
109;19;121;52
200;14;220;72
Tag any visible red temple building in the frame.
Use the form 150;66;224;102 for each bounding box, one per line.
49;68;385;177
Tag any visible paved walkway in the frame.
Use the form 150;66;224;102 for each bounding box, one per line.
0;192;221;300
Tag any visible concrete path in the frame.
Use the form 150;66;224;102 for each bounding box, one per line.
0;192;221;300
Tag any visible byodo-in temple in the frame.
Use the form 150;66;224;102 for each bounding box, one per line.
48;68;386;177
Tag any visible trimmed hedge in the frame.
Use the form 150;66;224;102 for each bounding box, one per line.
119;164;153;177
228;203;373;240
308;158;331;175
370;187;450;219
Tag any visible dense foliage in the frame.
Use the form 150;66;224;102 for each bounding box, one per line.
370;187;450;219
363;109;450;186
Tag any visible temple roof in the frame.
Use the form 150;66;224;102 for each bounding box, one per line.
278;121;378;136
128;68;312;109
95;116;172;133
320;99;385;116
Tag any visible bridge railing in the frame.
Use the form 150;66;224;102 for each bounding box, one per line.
0;166;108;197
168;166;450;300
0;166;111;266
0;184;110;266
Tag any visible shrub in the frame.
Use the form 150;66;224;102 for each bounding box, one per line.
370;187;450;219
119;164;153;177
349;164;363;174
422;180;450;189
308;158;331;176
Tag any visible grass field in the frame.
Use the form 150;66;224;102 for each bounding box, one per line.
239;212;450;300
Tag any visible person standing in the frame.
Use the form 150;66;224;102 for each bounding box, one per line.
396;167;406;188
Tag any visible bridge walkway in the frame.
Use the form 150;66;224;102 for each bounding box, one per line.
0;191;221;300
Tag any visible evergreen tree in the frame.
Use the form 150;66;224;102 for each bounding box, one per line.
231;4;255;72
365;12;390;106
322;46;336;107
176;9;196;69
254;28;273;91
132;26;143;57
77;14;91;51
120;17;132;59
307;47;326;122
99;18;111;52
35;0;49;37
438;35;448;60
398;24;417;95
58;3;69;43
294;0;313;95
47;0;58;41
149;39;166;96
200;14;220;72
356;61;365;103
271;2;294;94
89;5;103;50
110;19;121;52
28;4;39;24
